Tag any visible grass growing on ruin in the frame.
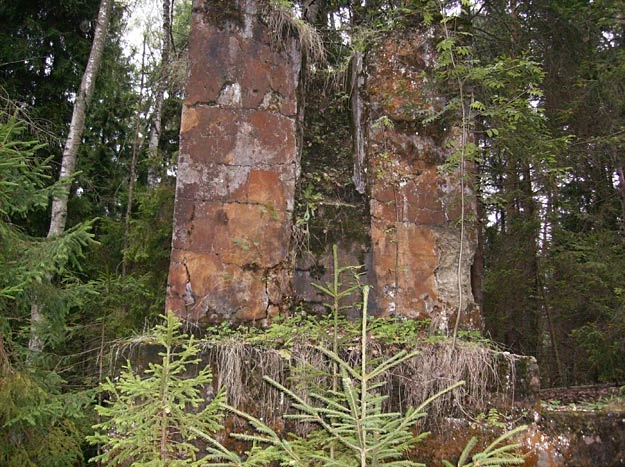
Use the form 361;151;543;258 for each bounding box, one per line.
112;246;519;430
97;247;526;465
265;0;325;64
94;302;525;466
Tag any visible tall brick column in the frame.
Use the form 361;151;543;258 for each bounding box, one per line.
364;31;482;332
166;0;300;324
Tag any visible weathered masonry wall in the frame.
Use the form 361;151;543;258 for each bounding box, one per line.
167;4;481;331
363;31;482;331
166;0;301;324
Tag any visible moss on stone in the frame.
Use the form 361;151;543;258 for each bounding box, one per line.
200;0;244;29
294;68;370;262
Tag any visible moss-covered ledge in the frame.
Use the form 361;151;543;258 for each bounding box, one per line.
122;317;538;428
110;315;624;465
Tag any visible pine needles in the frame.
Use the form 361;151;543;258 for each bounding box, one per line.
213;287;525;466
91;256;527;466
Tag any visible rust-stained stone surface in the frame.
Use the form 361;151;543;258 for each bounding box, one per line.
364;31;481;331
168;2;482;329
293;242;369;318
166;0;300;324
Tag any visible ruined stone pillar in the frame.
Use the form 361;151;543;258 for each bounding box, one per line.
166;0;300;324
363;31;482;332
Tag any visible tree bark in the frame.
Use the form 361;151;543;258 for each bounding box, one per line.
351;50;366;194
48;0;113;237
29;0;113;351
147;0;172;187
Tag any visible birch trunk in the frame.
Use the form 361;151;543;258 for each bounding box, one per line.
29;0;113;351
147;0;172;187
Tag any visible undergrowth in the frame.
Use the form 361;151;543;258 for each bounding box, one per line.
111;247;519;431
95;303;525;466
93;246;525;465
201;311;493;350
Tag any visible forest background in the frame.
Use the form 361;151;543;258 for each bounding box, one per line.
1;0;625;465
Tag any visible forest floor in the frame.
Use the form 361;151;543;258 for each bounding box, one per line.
539;383;625;411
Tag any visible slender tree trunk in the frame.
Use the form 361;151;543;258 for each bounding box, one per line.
48;0;113;237
472;192;485;309
351;50;366;194
540;182;564;384
520;162;541;353
616;163;625;231
147;0;172;187
123;39;148;278
29;0;113;352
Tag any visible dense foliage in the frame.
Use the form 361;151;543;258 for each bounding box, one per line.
0;113;94;466
475;0;625;385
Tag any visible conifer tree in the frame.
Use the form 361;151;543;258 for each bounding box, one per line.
30;0;114;351
0;111;94;467
88;311;226;466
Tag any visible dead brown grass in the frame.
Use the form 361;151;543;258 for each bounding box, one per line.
199;336;520;430
111;330;521;432
264;2;325;65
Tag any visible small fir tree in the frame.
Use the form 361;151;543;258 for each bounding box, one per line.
88;311;225;466
221;286;525;467
0;113;94;467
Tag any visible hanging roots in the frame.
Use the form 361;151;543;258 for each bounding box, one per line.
200;337;520;430
386;340;518;426
112;333;522;431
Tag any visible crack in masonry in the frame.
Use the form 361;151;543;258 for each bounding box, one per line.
176;199;294;212
174;194;294;211
186;101;298;119
185;204;196;236
263;278;270;319
182;257;196;308
187;100;217;108
200;162;297;170
177;162;297;172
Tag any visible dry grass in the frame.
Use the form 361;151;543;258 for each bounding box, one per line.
198;336;520;430
264;2;325;65
111;330;521;432
200;339;287;426
109;333;158;369
387;340;517;425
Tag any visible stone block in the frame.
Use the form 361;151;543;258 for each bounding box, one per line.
365;28;480;330
166;0;300;324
